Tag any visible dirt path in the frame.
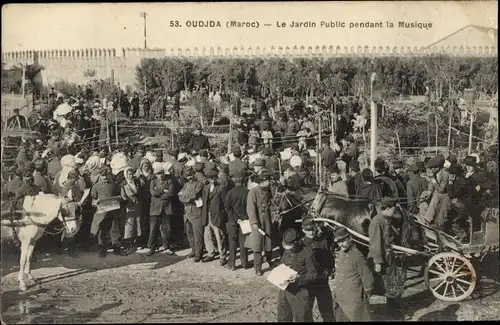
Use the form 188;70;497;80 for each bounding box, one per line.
1;249;499;323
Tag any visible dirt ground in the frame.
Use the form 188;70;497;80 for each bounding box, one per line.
1;245;499;324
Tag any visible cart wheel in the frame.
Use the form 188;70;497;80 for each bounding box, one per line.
424;252;476;302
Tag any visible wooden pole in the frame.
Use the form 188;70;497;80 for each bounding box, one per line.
171;124;174;149
333;100;337;131
330;104;334;136
447;107;453;148
114;110;118;144
227;113;232;155
468;112;474;155
427;118;431;148
394;131;402;159
318;117;322;189
21;64;26;98
106;115;111;153
370;75;377;173
435;114;438;155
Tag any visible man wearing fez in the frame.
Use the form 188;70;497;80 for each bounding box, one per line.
6;108;28;129
276;228;319;322
187;126;210;153
333;227;374;322
224;171;250;271
246;170;275;276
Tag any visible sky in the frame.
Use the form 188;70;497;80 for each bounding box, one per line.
2;1;498;53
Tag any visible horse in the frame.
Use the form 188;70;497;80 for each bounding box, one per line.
311;191;420;245
1;194;80;292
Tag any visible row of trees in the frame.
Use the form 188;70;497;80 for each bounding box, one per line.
135;56;498;100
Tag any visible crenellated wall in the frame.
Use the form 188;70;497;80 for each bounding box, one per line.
2;45;496;87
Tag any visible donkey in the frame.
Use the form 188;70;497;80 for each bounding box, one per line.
1;194;80;292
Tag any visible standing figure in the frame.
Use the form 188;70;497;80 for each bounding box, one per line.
246;170;275;276
333;228;374;322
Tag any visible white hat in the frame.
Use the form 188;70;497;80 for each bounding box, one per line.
444;160;451;169
152;162;164;174
290;155;303;168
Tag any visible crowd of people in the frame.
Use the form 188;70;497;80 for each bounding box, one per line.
2;85;499;322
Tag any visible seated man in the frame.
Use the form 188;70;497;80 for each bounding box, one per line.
437;163;474;242
423;155;449;226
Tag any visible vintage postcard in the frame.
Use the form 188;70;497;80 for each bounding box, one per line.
1;1;498;324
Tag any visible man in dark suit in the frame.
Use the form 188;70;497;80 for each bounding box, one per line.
147;162;180;256
187;127;211;153
201;162;228;265
6;108;28;129
224;172;250;271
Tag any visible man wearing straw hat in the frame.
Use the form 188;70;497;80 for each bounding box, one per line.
332;227;374;322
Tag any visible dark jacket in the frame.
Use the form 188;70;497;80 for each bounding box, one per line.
356;182;382;200
333;245;374;321
202;182;228;228
149;176;177;216
302;232;335;283
91;179;117;200
236;130;249;146
178;179;204;221
367;213;394;265
225;184;249;224
406;174;428;213
33;171;52;194
347;173;363;196
321;147;336;169
14;182;41;209
187;134;210;152
264;156;280;173
280;243;319;294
